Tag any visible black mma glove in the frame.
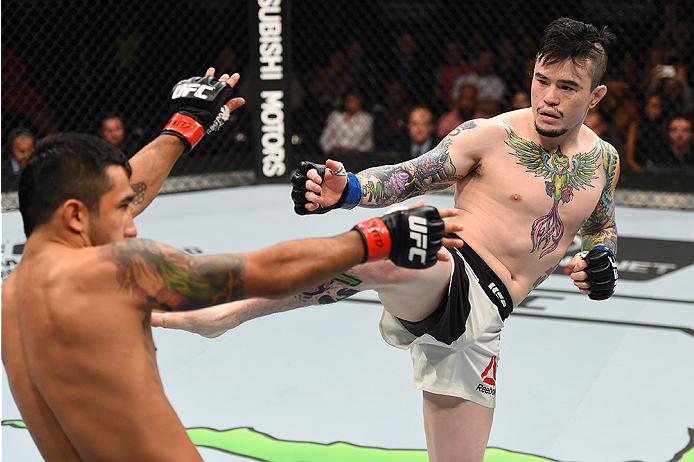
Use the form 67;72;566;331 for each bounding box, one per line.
353;205;445;269
162;75;235;153
577;247;618;300
291;161;361;215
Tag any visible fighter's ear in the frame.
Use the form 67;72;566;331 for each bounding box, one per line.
589;85;608;109
61;199;89;234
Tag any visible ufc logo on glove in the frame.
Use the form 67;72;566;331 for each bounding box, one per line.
162;75;234;153
408;216;429;265
171;83;215;100
353;205;445;269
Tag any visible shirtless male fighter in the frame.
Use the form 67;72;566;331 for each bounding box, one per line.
1;68;460;461
153;18;620;462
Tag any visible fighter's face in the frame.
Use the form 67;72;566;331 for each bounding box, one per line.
88;166;137;246
531;59;606;139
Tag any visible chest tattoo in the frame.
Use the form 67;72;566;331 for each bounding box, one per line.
504;127;601;258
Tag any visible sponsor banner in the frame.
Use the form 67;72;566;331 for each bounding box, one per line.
249;0;292;182
555;237;694;281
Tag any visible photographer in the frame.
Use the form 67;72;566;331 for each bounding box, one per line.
648;60;694;119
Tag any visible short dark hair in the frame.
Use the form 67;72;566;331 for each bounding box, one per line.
409;106;434;121
536;18;616;89
19;133;132;237
8;127;34;145
668;114;693;127
101;112;123;125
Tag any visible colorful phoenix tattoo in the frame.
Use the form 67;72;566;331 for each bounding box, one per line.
505;127;601;259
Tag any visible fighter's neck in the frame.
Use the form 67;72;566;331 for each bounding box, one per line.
24;225;92;256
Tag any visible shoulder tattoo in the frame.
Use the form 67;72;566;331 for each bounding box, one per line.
581;140;619;255
98;239;246;311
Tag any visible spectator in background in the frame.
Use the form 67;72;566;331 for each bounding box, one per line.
451;50;506;117
1;47;59;139
305;43;371;151
374;80;412;151
319;90;374;155
388;33;428;102
2;127;35;191
99;113;125;148
642;47;671;94
343;40;376;101
617;52;642;97
648;61;694;118
309;48;350;113
98;112;140;157
436;84;486;138
496;37;525;97
432;41;474;115
597;75;639;157
584;108;625;156
508;90;531;111
310;40;373;110
520;57;537;97
400;106;440;160
663;115;693;168
392;33;417;90
630;94;668;172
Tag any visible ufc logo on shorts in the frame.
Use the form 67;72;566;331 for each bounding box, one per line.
408;216;428;265
172;83;214;100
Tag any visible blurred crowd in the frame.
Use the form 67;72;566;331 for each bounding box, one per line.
294;2;692;176
2;1;692;191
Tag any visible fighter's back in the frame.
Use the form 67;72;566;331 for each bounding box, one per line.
2;251;84;460
1;243;204;461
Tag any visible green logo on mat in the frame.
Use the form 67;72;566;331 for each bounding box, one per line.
3;421;693;462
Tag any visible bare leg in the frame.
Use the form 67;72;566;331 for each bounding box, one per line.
422;391;494;462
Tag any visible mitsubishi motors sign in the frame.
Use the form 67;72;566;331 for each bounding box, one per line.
249;0;293;182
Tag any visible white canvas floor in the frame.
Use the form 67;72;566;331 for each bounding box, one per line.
3;184;693;461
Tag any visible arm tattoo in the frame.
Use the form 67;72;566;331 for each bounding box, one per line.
228;273;365;328
98;239;246;311
356;124;472;207
581;141;620;255
131;182;147;207
295;273;364;305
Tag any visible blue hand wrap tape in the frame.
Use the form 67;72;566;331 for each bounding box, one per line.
342;173;361;210
592;245;615;259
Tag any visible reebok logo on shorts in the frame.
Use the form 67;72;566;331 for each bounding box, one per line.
481;355;497;385
476;356;498;395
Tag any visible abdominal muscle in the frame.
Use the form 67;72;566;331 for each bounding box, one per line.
452;189;575;308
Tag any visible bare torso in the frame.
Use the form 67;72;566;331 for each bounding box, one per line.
450;109;608;305
1;242;203;461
